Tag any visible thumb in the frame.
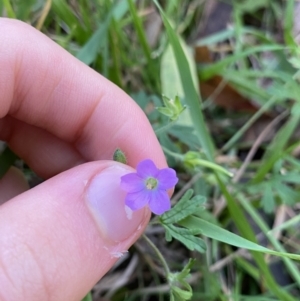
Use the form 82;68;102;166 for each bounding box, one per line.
0;161;150;301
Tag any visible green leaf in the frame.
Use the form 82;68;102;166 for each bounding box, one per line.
261;185;275;213
276;183;300;205
113;148;127;164
236;0;269;13
3;0;16;18
169;259;195;301
162;224;206;253
161;42;198;101
156;107;173;118
76;19;111;65
165;228;172;242
168;125;200;149
52;0;89;43
157;95;186;121
127;0;151;61
199;45;286;81
154;0;215;161
172;286;192;300
179;216;300;260
176;258;195;281
76;0;131;65
160;189;205;224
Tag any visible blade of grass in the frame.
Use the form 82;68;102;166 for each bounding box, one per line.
235;257;260;281
232;6;246;68
268;213;300;234
199;45;286;81
127;0;151;61
128;0;160;91
108;18;123;88
215;177;297;301
52;0;89;43
238;193;300;290
76;17;110;65
78;0;93;34
36;0;52;31
283;0;297;50
154;0;215;161
196;26;278;47
76;0;132;65
179;215;300;260
3;0;16;18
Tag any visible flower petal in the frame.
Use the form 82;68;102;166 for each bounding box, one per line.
148;190;171;215
125;189;150;211
120;173;144;192
137;159;158;178
157;168;178;190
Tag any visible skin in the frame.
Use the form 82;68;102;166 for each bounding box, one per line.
0;18;167;301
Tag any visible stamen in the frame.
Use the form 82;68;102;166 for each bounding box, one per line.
146;177;158;190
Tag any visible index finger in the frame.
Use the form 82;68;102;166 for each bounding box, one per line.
0;18;167;174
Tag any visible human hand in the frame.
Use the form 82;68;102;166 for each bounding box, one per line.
0;18;167;301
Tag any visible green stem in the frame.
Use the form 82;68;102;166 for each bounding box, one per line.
162;146;184;161
155;120;176;135
142;234;170;275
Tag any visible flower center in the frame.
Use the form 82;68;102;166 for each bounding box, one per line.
145;177;158;190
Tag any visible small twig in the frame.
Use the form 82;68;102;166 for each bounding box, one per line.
271;205;288;241
214;111;288;217
104;254;139;299
155;120;176;135
233;110;288;183
209;248;251;272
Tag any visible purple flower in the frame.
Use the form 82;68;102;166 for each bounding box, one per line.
120;159;178;215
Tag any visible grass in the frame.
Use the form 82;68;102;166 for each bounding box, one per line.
2;0;300;300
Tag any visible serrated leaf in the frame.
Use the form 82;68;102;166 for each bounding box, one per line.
162;95;175;109
157;94;186;121
161;189;206;224
261;185;275;213
165;227;172;242
174;95;182;108
276;183;300;206
172;286;192;300
177;258;195;280
157;107;173;117
168;259;195;301
168;125;200;149
163;224;206;253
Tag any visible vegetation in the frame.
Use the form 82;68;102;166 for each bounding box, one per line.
2;0;300;300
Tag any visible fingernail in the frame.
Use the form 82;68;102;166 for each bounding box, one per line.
86;165;146;242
